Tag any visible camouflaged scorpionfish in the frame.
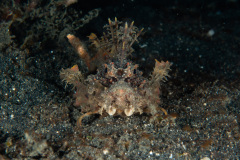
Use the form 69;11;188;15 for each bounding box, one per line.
60;18;171;126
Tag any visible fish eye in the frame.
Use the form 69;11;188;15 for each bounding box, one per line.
133;69;136;74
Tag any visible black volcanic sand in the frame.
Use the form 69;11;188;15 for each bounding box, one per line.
0;0;240;159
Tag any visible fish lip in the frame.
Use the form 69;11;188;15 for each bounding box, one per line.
124;107;135;116
107;106;117;115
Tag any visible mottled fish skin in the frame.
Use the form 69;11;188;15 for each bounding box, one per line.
60;18;171;126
